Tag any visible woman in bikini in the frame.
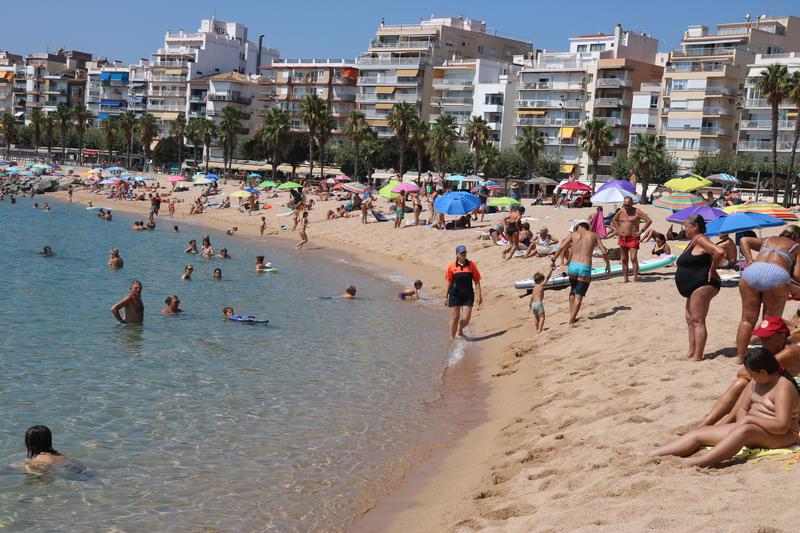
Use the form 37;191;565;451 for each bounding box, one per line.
737;225;800;363
501;208;522;261
674;215;724;361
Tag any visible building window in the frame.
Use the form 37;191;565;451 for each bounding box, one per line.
577;45;587;52
461;41;468;47
650;95;659;108
446;41;453;47
477;46;484;54
590;44;605;52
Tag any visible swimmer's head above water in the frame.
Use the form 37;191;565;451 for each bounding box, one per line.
223;306;234;318
25;425;58;459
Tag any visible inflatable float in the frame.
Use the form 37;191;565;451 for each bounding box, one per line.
514;254;677;290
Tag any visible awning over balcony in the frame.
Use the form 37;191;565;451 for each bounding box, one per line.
375;86;396;94
342;67;358;80
2;72;14;81
375;103;393;110
396;69;419;77
518;110;546;116
560;164;575;174
152;111;180;120
367;119;389;127
100;100;121;106
558;127;577;138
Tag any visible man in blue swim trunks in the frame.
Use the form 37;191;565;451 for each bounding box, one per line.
553;221;610;326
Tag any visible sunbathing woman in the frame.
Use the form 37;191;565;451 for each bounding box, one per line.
650;347;800;467
651;234;671;256
737;225;800;362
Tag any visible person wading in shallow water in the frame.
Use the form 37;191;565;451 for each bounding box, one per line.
445;245;482;339
111;280;144;324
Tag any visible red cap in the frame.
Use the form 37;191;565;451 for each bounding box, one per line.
752;316;790;338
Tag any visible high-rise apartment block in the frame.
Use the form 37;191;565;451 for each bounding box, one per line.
661;16;800;169
356;16;532;136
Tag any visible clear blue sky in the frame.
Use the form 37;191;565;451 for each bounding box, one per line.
4;0;797;62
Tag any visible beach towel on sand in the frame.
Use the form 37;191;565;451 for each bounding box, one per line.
371;210;395;222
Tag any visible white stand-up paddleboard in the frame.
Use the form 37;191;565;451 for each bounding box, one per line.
514;254;677;290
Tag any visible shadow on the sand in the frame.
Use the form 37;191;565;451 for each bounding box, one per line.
705;346;738;360
465;330;508;342
588;305;632;320
632;273;674;283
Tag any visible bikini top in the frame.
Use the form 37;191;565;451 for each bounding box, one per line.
761;238;800;268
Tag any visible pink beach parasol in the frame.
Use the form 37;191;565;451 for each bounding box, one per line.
391;182;420;194
168;175;185;182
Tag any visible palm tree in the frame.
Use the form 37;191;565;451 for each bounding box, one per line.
345;110;369;181
756;63;790;203
783;71;800;206
72;105;92;166
219;106;245;172
299;94;325;178
464;115;490;175
480;143;500;179
387;102;416;177
138;113;158;172
409;118;429;181
515;126;544;181
200;119;217;173
170;114;187;174
53;104;72;162
360;130;380;181
0;112;16;159
261;107;290;180
580;118;613;191
629;133;665;204
315;108;336;179
428;114;459;179
29;109;42;157
186;117;205;170
42;115;55;159
102;118;117;163
119;111;137;169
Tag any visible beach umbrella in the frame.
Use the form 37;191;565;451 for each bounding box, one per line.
276;181;302;190
0;161;9;166
666;205;728;223
596;179;636;193
664;175;712;192
191;173;206;180
487;196;522;207
590;187;640;204
6;168;20;174
723;202;799;221
243;187;260;194
325;177;337;185
434;192;481;215
193;177;214;185
230;190;252;198
107;166;125;172
138;176;155;181
90;167;103;173
705;173;740;185
391;182;421;194
334;175;351;182
258;180;278;189
446;174;467;182
21;171;33;176
23;162;34;167
99;179;117;185
525;176;558;186
379;180;401;199
653;191;705;211
705;212;784;236
206;173;220;180
248;173;262;178
342;183;367;194
168;175;185;182
558;181;592;192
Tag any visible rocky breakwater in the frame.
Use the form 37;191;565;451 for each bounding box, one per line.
0;175;82;195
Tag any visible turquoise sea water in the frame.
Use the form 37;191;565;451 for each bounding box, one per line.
0;198;454;531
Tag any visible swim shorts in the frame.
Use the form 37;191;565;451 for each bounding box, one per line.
399;291;407;300
567;261;592;296
396;207;405;219
618;235;640;249
447;291;474;308
530;301;545;315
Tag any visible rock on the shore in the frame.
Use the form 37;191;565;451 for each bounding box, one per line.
1;175;82;194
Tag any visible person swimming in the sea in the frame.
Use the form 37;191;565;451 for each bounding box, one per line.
107;248;123;268
341;285;357;299
649;347;800;467
40;246;54;257
223;306;268;323
213;268;222;280
161;295;183;315
216;248;231;259
255;256;270;272
399;280;423;300
181;264;193;280
184;240;198;254
24;425;68;469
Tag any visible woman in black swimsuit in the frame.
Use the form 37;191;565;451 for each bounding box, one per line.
674;215;724;361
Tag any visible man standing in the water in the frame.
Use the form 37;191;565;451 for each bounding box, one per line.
111;281;144;323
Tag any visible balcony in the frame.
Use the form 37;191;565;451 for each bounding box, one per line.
598;156;615;166
543;137;579;146
595;98;626;108
705;87;737;96
208;93;252;105
151;60;190;68
358;76;419;86
595;78;631;88
666;63;728;73
597;116;622;127
670;45;747;58
516;99;581;109
148;90;185;98
188;95;206;103
740;119;796;130
514;117;580;127
700;126;732;136
370;39;437;50
150;75;187;83
147;104;184;112
356;55;430;67
702;107;735;117
666;125;701;131
630;124;656;133
432;79;474;89
432;96;473;106
519;82;584;91
356;93;420;104
44;88;67;95
745;98;770;108
738;140;794;151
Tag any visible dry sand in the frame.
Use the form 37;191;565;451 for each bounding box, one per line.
48;173;800;532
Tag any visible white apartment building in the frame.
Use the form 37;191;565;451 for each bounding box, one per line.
145;18;279;137
515;26;662;180
629;81;662;142
85;61;133;120
431;58;519;148
738;52;800;157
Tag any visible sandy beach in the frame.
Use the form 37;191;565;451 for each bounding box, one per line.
46;173;800;532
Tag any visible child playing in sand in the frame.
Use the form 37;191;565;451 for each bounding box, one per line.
260;216;266;236
650;347;800;467
530;265;555;332
399;280;423;300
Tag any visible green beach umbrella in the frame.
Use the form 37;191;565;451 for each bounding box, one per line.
487;197;522;207
276;181;303;190
258;180;278;189
379;180;401;199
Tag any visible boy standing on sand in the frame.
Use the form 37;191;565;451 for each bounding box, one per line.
552;221;610;326
529;265;555;332
260;216;267;236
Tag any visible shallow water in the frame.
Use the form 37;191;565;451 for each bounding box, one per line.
0;198;453;531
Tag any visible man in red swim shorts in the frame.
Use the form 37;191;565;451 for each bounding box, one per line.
611;196;652;283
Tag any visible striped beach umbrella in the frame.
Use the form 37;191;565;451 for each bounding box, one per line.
653;191;705;211
341;182;367;194
723;202;799;221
